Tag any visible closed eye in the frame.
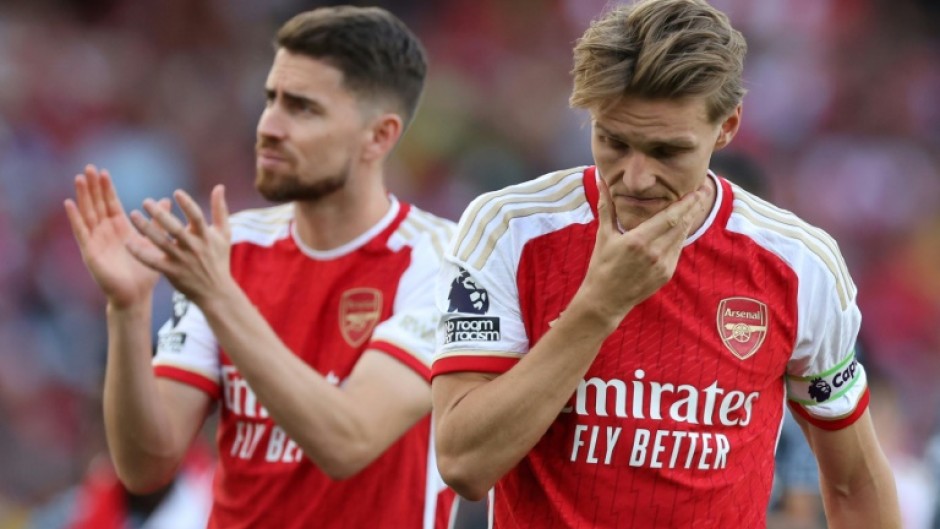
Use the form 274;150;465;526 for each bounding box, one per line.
598;134;628;151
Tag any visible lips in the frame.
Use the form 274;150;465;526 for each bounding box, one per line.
257;149;291;169
615;194;667;207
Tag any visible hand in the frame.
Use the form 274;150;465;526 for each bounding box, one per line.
64;165;172;309
125;185;233;306
580;180;709;325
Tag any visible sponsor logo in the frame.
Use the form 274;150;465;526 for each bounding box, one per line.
561;372;759;470
716;297;768;360
158;331;187;352
561;371;759;427
339;288;382;347
171;291;190;327
808;377;832;402
444;317;500;343
447;268;489;314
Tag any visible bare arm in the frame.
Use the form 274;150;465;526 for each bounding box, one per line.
432;295;617;500
199;286;430;478
432;182;709;499
103;303;212;492
65;166;211;493
127;187;430;479
795;409;901;528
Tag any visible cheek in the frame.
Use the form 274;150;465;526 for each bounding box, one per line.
590;143;620;175
672;156;711;190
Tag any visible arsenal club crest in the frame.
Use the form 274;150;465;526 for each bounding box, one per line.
716;297;768;360
340;288;383;347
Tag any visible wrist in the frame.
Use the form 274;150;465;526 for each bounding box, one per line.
107;297;152;316
563;289;630;337
106;299;153;328
193;277;245;318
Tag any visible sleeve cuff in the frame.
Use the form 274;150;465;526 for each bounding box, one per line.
154;365;221;399
431;354;521;379
788;386;870;431
370;340;431;382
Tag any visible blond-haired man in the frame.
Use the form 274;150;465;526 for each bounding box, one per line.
431;1;901;527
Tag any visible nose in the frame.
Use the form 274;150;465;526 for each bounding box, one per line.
257;105;286;141
616;151;656;192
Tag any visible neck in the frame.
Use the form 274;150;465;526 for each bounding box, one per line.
292;170;391;252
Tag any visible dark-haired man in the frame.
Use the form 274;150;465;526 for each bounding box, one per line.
66;6;454;528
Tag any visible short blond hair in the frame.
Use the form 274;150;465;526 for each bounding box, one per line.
570;0;747;122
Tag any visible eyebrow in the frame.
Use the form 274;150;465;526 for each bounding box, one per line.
265;88;325;112
595;124;696;150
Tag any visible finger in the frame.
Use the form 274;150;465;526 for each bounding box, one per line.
64;199;90;249
86;165;109;224
210;185;230;239
631;186;707;241
74;173;99;229
149;199;174;240
142;199;193;249
99;169;127;219
673;185;710;235
595;178;619;238
129;209;181;257
174;189;206;237
125;238;170;274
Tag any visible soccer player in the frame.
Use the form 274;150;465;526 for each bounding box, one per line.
430;0;901;527
65;7;455;529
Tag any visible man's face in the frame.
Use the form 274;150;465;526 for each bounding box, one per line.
591;96;739;230
255;49;367;203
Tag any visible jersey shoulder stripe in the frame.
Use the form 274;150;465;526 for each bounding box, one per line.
727;184;856;310
229;204;293;247
453;166;588;269
393;206;457;257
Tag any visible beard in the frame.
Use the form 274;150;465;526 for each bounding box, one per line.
255;162;349;203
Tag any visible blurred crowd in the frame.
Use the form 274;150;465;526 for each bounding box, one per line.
0;0;937;528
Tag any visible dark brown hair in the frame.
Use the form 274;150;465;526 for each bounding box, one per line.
276;6;427;125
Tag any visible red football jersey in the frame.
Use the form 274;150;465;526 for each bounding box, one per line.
433;167;868;528
154;197;456;529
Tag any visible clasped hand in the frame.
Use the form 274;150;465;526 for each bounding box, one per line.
579;180;709;325
126;185;233;305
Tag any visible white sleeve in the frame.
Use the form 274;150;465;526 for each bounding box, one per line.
436;256;528;355
432;203;530;375
785;251;867;424
153;291;220;393
370;234;445;379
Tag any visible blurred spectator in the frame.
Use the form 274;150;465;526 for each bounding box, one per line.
29;439;213;529
869;377;937;529
767;413;824;529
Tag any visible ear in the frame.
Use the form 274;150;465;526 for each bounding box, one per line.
714;104;742;151
361;112;404;162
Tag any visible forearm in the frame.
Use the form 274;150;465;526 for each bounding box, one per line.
802;410;902;528
821;458;901;529
197;283;378;477
434;292;621;499
103;301;182;491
